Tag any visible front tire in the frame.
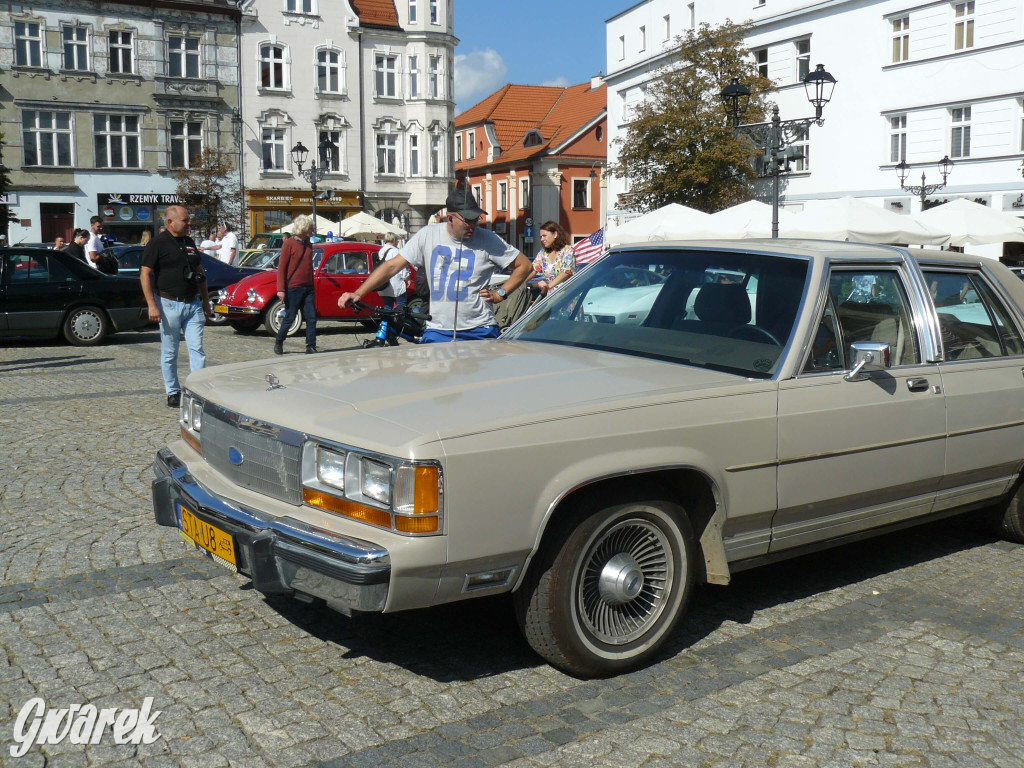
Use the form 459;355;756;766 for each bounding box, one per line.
263;298;302;337
63;306;109;346
514;491;694;677
229;319;261;334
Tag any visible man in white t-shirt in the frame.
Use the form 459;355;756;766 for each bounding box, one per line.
199;238;219;258
216;223;238;265
85;216;105;269
339;188;533;343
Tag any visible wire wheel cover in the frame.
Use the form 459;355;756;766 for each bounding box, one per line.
575;519;674;645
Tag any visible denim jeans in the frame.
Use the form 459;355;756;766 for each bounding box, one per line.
159;297;206;395
276;286;317;346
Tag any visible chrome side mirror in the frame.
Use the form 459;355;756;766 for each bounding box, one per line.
844;342;891;381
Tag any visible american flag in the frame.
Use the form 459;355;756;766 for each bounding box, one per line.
572;228;605;266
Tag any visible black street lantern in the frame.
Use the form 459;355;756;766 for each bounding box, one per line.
290;138;334;236
938;155;954;182
803;64;837;120
719;77;752;128
895;155;954;208
318;136;337;168
290;141;309;168
895;159;911;186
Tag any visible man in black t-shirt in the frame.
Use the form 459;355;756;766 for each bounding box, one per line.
140;205;212;408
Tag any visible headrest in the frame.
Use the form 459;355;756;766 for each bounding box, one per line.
694;282;751;325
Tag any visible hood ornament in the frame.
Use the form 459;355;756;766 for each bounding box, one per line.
265;373;284;391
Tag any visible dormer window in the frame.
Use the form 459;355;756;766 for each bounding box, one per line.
523;130;544;147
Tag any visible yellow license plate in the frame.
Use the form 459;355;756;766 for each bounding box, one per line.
214;304;229;314
179;505;237;567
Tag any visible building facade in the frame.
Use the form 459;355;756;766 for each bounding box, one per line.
455;82;607;257
0;0;241;244
605;0;1024;258
238;0;455;239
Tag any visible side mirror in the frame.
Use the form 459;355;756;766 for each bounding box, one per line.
844;342;891;381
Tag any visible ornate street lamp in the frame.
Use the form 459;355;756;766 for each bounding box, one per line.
721;64;838;238
290;136;337;236
895;156;954;209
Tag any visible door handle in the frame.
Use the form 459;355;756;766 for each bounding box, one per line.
57;286;74;292
906;377;929;392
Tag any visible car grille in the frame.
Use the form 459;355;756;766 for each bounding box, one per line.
201;407;302;504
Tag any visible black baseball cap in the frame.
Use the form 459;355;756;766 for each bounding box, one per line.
445;187;485;219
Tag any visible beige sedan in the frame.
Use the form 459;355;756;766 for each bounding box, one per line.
152;240;1024;677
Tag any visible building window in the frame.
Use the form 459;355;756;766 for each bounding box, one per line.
755;48;768;79
455;132;462;162
408;55;419;97
664;14;671;41
889;115;907;163
619;35;625;60
319;129;343;172
467;129;476;159
286;0;315;13
472;185;482;208
408;133;420;176
572;178;591;209
790;126;810;171
108;30;134;74
22;111;73;167
430;134;442;176
15;21;43;67
168;35;200;79
497;181;508;211
428;55;441;99
409;0;417;23
260;44;287;89
94;114;140;168
376;132;398;175
520;177;529;209
375;53;398;97
62;26;89;71
317;49;342;93
430;0;439;24
891;17;909;63
261;127;286;170
639;26;646;52
795;39;810;82
170;120;203;168
951;106;971;158
954;1;974;50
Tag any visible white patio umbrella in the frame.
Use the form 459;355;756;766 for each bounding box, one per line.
272;214;340;235
914;199;1024;247
605;203;721;245
707;200;798;239
334;211;408;241
781;196;949;245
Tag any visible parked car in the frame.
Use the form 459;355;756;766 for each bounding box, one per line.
236;248;282;270
246;233;285;250
215;241;413;335
152;240;1024;678
1;247;149;345
107;245;261;325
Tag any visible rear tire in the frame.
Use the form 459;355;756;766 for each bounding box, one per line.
514;490;694;678
991;480;1024;544
63;306;108;346
264;298;302;337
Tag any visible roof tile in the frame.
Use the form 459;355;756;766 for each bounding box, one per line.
348;0;400;28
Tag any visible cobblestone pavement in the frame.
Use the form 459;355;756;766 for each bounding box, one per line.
1;325;1023;768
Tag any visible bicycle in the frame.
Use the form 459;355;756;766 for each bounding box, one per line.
347;298;430;347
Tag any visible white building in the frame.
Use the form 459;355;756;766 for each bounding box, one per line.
238;0;455;238
605;0;1024;259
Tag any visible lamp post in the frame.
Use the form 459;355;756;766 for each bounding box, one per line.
895;156;953;209
290;136;337;237
720;64;837;238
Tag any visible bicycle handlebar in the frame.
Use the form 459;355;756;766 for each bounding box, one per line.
347;299;431;322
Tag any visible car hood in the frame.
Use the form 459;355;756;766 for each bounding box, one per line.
221;269;277;301
185;341;754;454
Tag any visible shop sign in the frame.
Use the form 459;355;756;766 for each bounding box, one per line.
1003;193;1024;212
97;193;182;206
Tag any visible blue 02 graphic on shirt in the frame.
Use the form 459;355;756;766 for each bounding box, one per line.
429;245;476;301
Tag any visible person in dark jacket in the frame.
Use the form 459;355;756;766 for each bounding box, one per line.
274;215;317;354
62;229;90;263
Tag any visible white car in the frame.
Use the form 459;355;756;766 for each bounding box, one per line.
581;266;666;325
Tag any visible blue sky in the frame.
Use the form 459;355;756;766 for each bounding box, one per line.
452;0;628;114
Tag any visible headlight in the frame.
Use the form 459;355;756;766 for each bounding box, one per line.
316;446;346;490
247;288;258;303
191;400;202;432
216;289;227;303
360;458;391;505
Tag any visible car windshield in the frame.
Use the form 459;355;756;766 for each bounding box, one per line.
505;249;810;378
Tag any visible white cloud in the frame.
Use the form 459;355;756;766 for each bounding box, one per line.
540;77;570;88
454;49;508;112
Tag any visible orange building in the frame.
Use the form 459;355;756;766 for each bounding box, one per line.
454;80;606;257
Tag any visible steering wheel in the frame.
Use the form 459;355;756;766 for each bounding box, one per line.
728;324;782;346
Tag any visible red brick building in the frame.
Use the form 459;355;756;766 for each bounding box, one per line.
454;80;606;257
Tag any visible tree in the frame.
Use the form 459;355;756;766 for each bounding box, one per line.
611;21;774;214
0;131;15;233
175;148;242;239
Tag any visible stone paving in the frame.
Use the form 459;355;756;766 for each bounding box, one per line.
1;324;1022;768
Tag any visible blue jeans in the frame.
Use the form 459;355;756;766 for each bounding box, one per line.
159;297;206;395
276;286;317;346
420;325;500;344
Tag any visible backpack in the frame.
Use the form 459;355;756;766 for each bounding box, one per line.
413;266;430;301
96;251;120;275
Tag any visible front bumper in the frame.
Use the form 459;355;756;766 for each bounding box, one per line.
214;303;263;318
152;447;390;614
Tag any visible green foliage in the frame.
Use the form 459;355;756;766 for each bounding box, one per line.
610;21;774;214
175;148;241;239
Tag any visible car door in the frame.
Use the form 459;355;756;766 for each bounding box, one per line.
315;248;374;318
922;267;1024;510
2;250;82;336
774;264;947;552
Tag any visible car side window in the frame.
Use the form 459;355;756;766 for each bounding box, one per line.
923;270;1024;360
803;270;920;373
345;253;369;273
322;253;345;275
6;253;74;283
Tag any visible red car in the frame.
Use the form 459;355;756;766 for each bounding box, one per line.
215;241;415;336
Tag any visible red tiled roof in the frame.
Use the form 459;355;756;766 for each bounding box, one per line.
348;0;400;29
455;82;606;170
